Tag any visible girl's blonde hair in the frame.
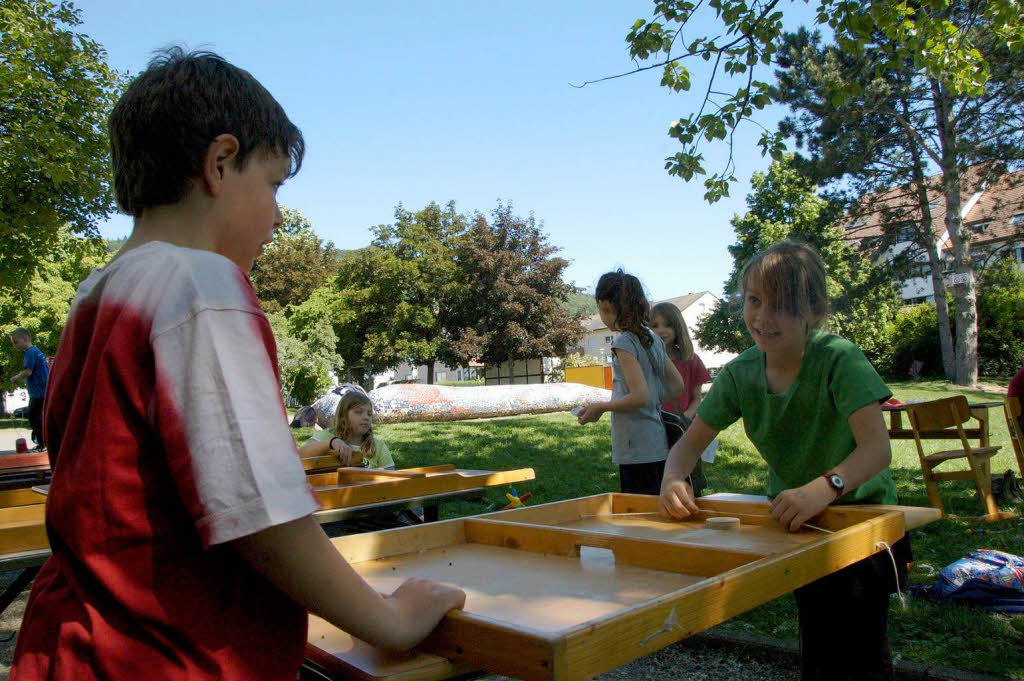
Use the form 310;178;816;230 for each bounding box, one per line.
332;391;376;461
651;302;694;361
740;240;828;329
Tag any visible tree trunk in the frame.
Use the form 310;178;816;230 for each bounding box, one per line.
0;391;6;418
426;363;435;385
933;79;978;386
908;149;956;381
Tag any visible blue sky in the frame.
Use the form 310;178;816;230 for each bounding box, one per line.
75;1;819;300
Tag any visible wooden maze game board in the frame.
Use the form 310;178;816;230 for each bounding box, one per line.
0;465;535;564
304;493;936;681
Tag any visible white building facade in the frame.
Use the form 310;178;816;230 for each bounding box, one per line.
577;291;737;372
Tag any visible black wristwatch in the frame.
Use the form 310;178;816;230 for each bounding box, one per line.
821;472;845;500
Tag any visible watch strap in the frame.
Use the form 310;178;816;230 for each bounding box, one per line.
821;472;844;500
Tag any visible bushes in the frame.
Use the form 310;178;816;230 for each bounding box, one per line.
977;286;1024;376
876;304;944;379
877;258;1024;379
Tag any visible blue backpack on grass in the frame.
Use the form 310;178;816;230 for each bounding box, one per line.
912;549;1024;613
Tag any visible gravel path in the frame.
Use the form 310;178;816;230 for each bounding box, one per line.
0;571;29;680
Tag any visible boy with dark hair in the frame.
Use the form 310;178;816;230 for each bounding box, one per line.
12;48;463;681
8;327;49;451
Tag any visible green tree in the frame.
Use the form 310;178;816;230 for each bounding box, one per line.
266;310;340;406
590;1;1023;203
444;203;585;366
370;202;467;383
771;14;1024;385
1;228;109;413
249;206;341;314
1;0;121;291
695;157;900;362
315;247;417;388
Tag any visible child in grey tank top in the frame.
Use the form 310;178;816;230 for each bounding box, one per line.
576;270;685;495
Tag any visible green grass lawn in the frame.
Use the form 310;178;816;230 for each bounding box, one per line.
294;378;1024;677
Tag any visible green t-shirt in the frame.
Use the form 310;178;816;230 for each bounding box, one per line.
696;332;896;504
308;431;395;469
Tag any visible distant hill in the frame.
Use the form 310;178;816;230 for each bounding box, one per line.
563;290;597;317
106;236;128;253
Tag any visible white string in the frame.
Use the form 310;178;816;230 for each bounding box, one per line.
876;540;908;611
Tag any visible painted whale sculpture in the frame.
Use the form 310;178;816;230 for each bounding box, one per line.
310;382;612;427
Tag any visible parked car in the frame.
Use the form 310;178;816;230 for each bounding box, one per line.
11;406;27;418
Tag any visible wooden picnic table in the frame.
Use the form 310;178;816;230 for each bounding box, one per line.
882;400;1003;446
0;452;51;492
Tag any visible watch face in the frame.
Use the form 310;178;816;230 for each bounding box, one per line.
829;474;845;490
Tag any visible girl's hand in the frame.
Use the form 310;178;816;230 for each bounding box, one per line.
770;478;835;531
330;439;355;466
576;404;604;424
659;475;700;519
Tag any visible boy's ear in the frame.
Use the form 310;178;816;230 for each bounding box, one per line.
201;134;241;196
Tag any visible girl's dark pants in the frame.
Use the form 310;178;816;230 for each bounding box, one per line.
795;533;911;681
618;460;665;495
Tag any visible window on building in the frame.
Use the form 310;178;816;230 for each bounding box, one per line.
908;262;931;278
969;221;991;234
861;236;882;249
1016;246;1024;263
896;226;917;243
1011;213;1024;226
604;335;613;343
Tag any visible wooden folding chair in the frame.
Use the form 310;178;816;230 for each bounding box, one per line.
906;395;1008;520
1004;397;1024;478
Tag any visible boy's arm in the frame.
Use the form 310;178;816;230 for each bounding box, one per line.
770;401;891;531
232;514;465;651
659;416;717;518
577;350;648;423
9;368;31;383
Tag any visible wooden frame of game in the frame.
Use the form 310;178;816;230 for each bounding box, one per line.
0;466;536;558
305;493;915;681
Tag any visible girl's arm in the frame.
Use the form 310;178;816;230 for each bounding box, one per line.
663;357;685;402
682;383;702;420
298;436;356;465
770;401;891;531
683;356;711;420
577;349;649;423
297;436;330;457
659;416;718;518
233;514;466;651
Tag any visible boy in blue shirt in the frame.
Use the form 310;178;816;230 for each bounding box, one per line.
9;327;49;451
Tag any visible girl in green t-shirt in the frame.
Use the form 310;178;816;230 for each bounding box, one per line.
659;240;908;681
298;388;395;470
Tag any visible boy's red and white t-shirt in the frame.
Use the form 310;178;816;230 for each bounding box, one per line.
12;242;321;681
